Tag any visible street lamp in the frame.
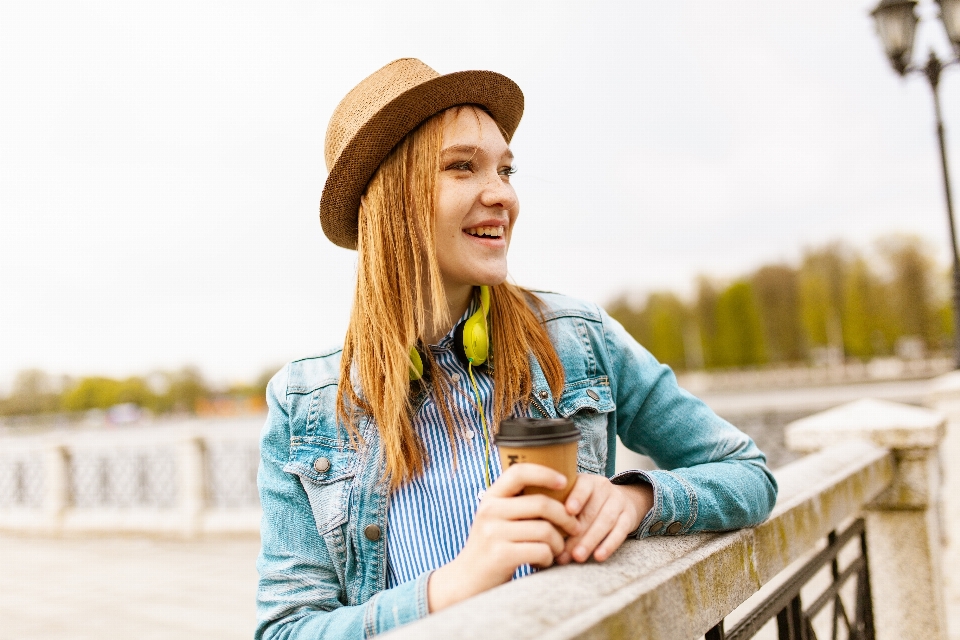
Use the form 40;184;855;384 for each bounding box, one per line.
871;0;960;366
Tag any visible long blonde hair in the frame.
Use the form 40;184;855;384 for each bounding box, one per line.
336;106;565;489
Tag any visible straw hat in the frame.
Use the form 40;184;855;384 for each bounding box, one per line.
320;58;524;250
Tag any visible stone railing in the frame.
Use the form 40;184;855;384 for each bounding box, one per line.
383;397;951;640
0;417;262;536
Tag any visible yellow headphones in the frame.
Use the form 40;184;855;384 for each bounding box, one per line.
408;285;490;381
408;285;495;488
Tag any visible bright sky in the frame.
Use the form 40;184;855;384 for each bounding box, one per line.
2;0;959;391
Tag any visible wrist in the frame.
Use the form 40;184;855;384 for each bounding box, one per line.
617;482;654;532
428;559;476;613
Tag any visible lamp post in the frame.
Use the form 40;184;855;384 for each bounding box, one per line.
871;0;960;366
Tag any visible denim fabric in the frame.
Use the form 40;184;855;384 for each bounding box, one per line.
255;291;778;639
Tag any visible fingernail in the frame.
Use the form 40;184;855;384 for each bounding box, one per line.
574;546;586;561
567;498;580;513
555;474;567;488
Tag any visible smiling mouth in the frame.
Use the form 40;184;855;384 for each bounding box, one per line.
464;225;505;238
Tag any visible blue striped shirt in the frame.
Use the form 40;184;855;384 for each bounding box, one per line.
386;309;534;588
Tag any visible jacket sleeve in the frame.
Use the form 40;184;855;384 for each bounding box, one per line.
598;309;778;537
255;366;430;640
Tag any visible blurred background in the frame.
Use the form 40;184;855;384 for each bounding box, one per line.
1;0;958;637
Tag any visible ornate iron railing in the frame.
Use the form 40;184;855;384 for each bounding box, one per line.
706;518;874;640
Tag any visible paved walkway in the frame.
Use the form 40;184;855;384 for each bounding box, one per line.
0;533;259;640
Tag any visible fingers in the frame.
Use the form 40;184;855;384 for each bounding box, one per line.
556;480;642;565
487;463;567;499
480;493;580;537
592;512;636;562
564;473;598;516
510;542;556;570
567;490;615;562
498;520;566;557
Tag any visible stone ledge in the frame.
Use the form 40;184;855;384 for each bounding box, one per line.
381;441;894;640
786;398;945;453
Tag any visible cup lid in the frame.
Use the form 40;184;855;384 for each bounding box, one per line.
494;418;581;447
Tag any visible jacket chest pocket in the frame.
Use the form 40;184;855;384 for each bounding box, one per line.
557;378;615;475
284;438;357;536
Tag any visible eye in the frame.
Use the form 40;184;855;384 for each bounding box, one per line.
499;165;517;177
445;160;474;172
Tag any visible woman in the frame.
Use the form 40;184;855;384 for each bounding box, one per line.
256;59;777;639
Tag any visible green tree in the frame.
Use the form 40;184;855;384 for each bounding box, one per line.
877;235;939;348
606;297;646;347
798;243;849;355
0;369;60;416
643;293;688;370
164;366;209;413
713;281;767;367
841;257;891;359
752;265;805;362
694;278;721;368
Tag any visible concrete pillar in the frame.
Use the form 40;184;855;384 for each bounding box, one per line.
177;436;206;538
927;371;960;640
786;398;948;640
42;444;69;532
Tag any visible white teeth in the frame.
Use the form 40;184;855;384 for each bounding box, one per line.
466;225;505;237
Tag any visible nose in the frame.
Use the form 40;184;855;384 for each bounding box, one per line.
479;171;519;213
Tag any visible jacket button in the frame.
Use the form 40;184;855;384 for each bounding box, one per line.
586;389;600;401
539;390;549;400
314;457;331;473
650;520;665;533
666;522;682;535
364;524;381;541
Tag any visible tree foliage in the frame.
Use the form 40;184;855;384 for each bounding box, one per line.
607;235;950;371
0;365;278;418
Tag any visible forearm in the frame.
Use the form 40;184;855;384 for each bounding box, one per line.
258;571;431;640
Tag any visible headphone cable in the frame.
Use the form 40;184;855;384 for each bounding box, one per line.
466;361;493;489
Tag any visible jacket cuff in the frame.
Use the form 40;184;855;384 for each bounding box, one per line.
611;469;698;539
362;570;433;638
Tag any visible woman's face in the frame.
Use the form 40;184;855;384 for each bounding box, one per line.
434;107;519;296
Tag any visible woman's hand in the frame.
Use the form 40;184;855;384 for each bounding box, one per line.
556;475;653;565
428;463;582;612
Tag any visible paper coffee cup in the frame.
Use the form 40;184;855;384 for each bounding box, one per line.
494;418;581;502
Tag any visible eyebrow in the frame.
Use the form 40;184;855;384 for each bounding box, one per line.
440;144;514;161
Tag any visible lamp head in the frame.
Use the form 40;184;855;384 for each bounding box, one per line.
937;0;960;56
871;0;920;75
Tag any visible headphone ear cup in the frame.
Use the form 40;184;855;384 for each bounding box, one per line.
460;311;489;367
409;346;424;381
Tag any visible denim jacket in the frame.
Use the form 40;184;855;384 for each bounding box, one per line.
255;292;778;639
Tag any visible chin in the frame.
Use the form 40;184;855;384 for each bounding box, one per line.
474;269;509;287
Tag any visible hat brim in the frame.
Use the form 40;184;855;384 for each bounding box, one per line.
320;70;524;250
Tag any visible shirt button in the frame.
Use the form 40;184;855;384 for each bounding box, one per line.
666;522;682;535
464;429;475;440
364;524;381;541
586;389;600;401
313;457;331;473
650;520;665;533
539;390;549;400
451;372;461;382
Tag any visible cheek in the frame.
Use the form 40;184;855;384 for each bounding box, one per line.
435;196;463;237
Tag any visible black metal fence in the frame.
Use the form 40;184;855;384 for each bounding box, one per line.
706;518;874;640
